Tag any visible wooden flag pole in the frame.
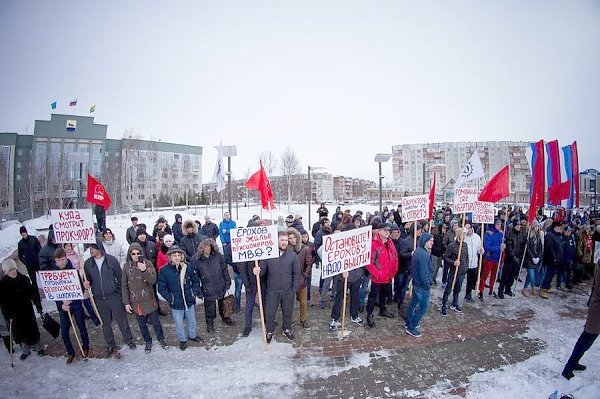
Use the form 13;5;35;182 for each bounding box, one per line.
254;260;268;349
496;217;509;281
450;216;467;292
9;319;14;368
81;268;103;326
475;223;485;293
407;222;418;297
67;308;86;358
340;273;349;339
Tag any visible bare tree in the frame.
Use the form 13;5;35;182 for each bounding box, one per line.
258;151;278;177
0;146;10;220
280;146;301;210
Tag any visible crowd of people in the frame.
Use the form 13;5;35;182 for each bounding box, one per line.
0;203;598;380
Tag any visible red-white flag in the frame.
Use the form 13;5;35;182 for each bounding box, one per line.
478;165;510;203
245;160;276;210
428;174;436;221
86;174;112;209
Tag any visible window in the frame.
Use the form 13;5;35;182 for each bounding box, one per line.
16;162;21;168
17;149;23;156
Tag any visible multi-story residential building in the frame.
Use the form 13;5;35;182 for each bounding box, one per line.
391;141;531;204
1;114;202;217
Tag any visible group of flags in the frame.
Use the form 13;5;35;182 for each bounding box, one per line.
452;140;580;224
50;100;96;114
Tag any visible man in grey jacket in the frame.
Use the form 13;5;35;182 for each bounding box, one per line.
83;241;135;358
254;231;301;343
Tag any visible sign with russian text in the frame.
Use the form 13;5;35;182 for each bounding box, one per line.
321;226;372;279
51;209;96;243
472;201;495;224
453;187;479;214
38;269;84;301
231;224;278;262
401;194;429;222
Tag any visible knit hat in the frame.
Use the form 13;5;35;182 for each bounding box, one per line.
163;234;175;243
371;220;390;231
166;245;186;257
102;228;113;236
136;227;147;236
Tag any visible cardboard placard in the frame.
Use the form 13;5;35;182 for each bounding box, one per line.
472;201;495;224
231;225;278;262
38;269;84;301
321;226;372;279
50;209;96;243
453;187;479;214
401;195;429;222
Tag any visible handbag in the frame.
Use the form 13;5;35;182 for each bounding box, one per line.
42;312;60;339
221;287;235;319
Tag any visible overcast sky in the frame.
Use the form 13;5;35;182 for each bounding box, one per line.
1;1;599;183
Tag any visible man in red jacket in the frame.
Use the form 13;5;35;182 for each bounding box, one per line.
366;220;398;327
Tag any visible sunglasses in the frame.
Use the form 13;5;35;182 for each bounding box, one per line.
131;252;141;256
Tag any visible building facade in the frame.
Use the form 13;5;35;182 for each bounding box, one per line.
391;141;531;204
1;114;202;217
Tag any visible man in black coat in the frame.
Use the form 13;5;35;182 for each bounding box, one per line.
17;226;42;302
38;226;59;271
497;222;526;298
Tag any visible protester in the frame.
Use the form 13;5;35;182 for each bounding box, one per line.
219;211;241;313
430;225;444;285
83;241;136;358
122;243;167;353
152;217;172;240
562;258;600;380
441;227;469;316
38;225;59;270
239;260;259;337
365;220;398;327
479;219;505;301
52;248;90;363
17;226;42;304
540;222;564;299
172;214;184;244
287;227;313;329
179;219;203;261
94;204;106;233
498;220;525;298
396;223;421;315
200;215;219;240
256;231;301;343
135;227;158;265
561;226;577;290
463;222;483;303
300;229;315;306
156;234;174;273
101;228;127;268
126;217;139;244
522;221;543;297
314;217;333;309
192;238;234;334
0;259;45;360
405;233;434;338
158;245;203;351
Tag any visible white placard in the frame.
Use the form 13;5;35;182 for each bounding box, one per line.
230;224;278;262
401;194;429;222
321;226;372;279
50;209;96;243
38;269;84;301
453;187;479;214
472;201;495;224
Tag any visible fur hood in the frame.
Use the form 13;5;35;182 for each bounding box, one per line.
182;219;198;235
286;227;302;253
195;237;220;257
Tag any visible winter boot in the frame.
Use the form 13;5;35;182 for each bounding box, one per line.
531;287;536;296
539;289;549;299
521;289;529;298
207;319;215;333
366;314;375;328
144;341;152;354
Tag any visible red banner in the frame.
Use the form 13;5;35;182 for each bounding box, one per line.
86;174;111;209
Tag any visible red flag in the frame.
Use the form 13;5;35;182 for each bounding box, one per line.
529;140;546;223
478;165;510;203
548;180;570;205
86;174;112;209
428;174;436;221
245;160;276;210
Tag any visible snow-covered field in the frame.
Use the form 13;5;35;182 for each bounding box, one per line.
0;204;598;398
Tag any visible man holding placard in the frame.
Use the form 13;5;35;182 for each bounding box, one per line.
441;228;469;316
257;231;301;343
51;248;89;364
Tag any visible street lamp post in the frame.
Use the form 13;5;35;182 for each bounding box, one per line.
217;145;237;217
374;153;392;215
307;166;325;229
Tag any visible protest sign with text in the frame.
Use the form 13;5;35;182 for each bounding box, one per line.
453;187;479;214
231;224;278;262
38;269;84;301
472;201;495;224
401;194;429;222
50;209;96;243
321;226;372;279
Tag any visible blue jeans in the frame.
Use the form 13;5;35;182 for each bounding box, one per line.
233;273;243;312
406;287;430;330
537;264;546;286
59;304;89;356
565;331;598;372
442;270;465;307
523;268;537;289
171;305;197;343
359;276;370;306
394;272;411;307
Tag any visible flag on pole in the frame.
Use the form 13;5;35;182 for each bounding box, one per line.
454;150;485;188
211;147;227;193
69;99;77;107
545;140;562;205
428;174;436;221
50;101;57;110
86;174;112;209
89;105;96;113
527;140;546;223
478;165;510;203
245;160;276;210
561;141;580;209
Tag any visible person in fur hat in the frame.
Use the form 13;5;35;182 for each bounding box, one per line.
191;238;234;333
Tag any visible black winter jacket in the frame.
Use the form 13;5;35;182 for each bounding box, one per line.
192;251;230;301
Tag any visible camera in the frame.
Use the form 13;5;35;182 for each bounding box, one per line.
138;255;145;263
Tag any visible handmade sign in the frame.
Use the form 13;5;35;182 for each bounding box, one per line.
453;187;479;214
321;226;372;279
401;195;429;222
231;224;278;262
50;209;96;243
472;201;495;224
38;269;84;301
